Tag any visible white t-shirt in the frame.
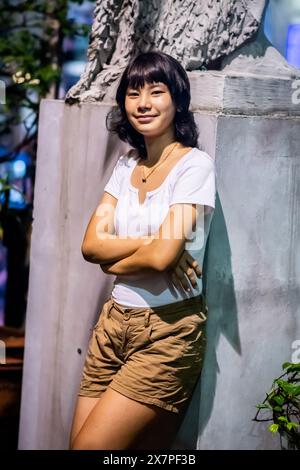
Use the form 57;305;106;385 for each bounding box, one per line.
103;147;216;307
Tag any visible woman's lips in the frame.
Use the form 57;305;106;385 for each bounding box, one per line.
136;115;157;122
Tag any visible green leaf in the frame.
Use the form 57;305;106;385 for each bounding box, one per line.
282;362;294;370
256;404;270;410
292;385;300;396
277;416;289;423
286;363;300;373
286;422;299;431
273;395;285;406
269;424;279;433
0;185;11;192
275;380;300;396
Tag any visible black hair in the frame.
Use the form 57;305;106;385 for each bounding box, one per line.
106;50;199;159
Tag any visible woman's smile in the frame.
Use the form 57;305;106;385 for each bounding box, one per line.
125;81;176;137
135;115;158;123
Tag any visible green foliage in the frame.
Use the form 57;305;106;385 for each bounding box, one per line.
0;0;90;160
254;362;300;450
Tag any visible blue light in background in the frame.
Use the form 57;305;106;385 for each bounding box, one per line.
12;160;26;179
9;188;24;205
286;24;300;67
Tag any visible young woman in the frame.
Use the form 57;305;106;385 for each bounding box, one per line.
69;51;216;450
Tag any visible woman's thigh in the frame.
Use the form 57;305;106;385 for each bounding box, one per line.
69;395;100;448
70;387;182;450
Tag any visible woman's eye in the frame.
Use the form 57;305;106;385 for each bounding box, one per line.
127;89;163;97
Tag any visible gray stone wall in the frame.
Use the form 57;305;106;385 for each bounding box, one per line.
176;112;300;449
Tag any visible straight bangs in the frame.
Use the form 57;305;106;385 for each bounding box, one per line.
116;52;177;110
126;58;173;93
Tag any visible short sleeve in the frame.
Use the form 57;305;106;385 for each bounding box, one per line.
169;154;216;209
103;156;123;199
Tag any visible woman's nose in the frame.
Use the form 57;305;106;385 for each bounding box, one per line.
137;93;151;110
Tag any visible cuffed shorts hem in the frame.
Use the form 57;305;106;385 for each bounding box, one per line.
77;389;104;398
108;381;180;414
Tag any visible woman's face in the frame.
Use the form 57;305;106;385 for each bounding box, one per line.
124;81;176;138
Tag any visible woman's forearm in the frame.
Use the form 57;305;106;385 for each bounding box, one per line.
82;233;154;264
99;243;160;276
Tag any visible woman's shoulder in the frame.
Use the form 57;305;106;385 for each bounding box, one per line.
113;149;138;171
119;148;139;166
175;147;215;175
189;147;215;167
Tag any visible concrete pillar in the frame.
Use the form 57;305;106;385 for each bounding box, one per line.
176;112;300;450
175;67;300;449
19;70;300;448
18;100;129;449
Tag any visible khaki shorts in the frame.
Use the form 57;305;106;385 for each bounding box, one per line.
78;294;208;414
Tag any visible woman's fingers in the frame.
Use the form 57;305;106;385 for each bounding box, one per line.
169;251;203;292
172;266;192;292
169;269;183;291
169;267;189;292
183;263;198;289
185;252;202;277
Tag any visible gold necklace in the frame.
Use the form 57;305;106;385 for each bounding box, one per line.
141;142;179;183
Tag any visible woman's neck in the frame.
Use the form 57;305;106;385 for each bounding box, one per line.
143;131;179;166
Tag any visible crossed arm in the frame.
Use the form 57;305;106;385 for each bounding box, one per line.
98;235;186;276
83;222;187;276
81;192;202;279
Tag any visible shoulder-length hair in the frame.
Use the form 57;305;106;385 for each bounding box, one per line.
106;50;199;160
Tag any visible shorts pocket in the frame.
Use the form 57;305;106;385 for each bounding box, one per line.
94;297;111;330
148;310;207;346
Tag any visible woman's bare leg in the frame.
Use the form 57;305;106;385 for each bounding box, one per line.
69;396;101;448
70;387;182;450
133;409;184;450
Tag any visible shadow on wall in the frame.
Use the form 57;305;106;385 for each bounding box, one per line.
174;192;241;449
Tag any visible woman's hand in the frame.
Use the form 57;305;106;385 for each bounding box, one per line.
143;235;202;291
167;249;202;292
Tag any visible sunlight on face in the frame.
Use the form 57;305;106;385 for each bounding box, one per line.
125;81;176;138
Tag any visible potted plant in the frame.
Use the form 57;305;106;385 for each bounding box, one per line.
253;362;300;450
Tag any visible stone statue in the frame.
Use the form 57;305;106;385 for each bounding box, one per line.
65;0;267;104
221;0;300;78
